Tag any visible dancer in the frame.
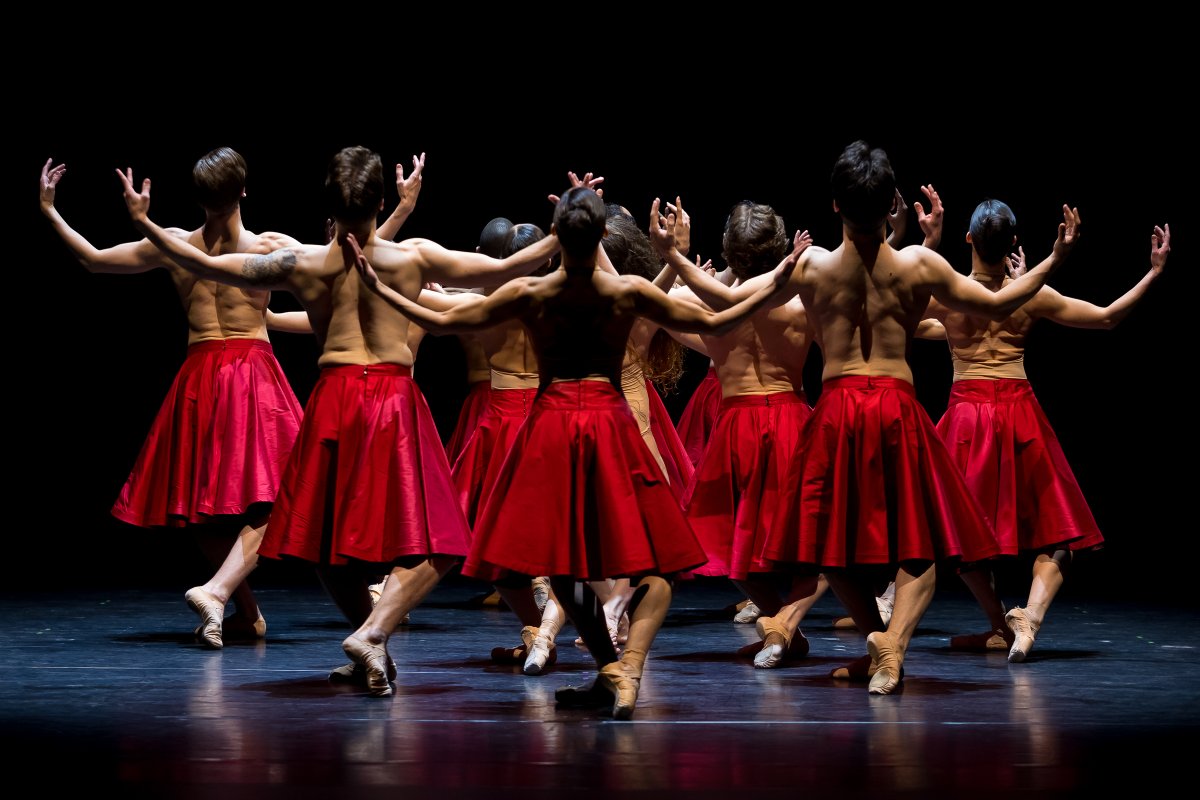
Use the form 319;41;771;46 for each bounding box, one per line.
924;198;1169;661
40;151;307;648
351;187;805;717
117;146;559;695
761;141;1081;694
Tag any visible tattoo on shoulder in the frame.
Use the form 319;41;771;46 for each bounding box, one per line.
242;249;298;286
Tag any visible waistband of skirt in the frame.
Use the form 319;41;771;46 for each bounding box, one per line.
187;338;273;355
319;363;413;378
719;390;808;410
822;375;915;395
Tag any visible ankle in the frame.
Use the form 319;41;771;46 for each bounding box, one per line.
621;647;648;676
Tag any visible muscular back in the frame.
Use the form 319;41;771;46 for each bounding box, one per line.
796;241;937;383
928;276;1040;379
168;228;296;345
696;292;811;397
476;319;539;388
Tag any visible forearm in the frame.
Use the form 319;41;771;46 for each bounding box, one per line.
705;281;778;336
651;261;676;291
369;281;488;334
265;310;313;334
1088;270;1160;329
988;258;1057;318
377;204;413;242
665;249;740;309
45;208;106;269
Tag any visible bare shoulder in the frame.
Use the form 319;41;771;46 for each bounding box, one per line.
669;284;703;305
899;244;953;283
257;231;304;251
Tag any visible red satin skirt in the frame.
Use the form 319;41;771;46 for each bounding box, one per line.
112;339;302;528
676;367;722;466
260;364;471;565
463;380;707;582
936;379;1103;553
445;380;492;465
646;380;695;500
684;391;811;579
764;376;1000;567
451;387;537;527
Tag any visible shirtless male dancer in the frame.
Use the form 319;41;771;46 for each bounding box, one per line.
117;146;559;695
924;198;1168;661
40;150;308;648
351;187;806;717
761;140;1081;694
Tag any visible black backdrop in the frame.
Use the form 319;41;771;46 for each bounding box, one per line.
10;50;1193;605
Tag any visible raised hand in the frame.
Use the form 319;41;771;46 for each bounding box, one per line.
1150;224;1170;275
115;167;151;221
647;197;676;255
887;188;908;243
1005;246;1027;279
548;171;605;205
396;152;426;213
665;196;691;256
1052;205;1083;258
914;184;944;247
40;159;66;213
346;233;380;289
773;230;813;287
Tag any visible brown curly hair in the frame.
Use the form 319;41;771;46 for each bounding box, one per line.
722;201;788;282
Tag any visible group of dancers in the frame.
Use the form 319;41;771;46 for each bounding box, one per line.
39;139;1170;718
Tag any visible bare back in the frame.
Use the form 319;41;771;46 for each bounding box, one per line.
458;334;492;384
168;227;296;345
795;240;941;383
677;286;812;397
475;319;539;389
926;276;1038;380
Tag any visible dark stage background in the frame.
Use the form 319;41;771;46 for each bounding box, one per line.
12;66;1192;606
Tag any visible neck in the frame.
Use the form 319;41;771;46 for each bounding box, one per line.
335;220;376;246
202;205;244;238
969;253;1006;279
843;220;886;259
561;248;598;276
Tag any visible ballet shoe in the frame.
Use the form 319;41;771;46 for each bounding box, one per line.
876;593;894;627
522;633;558;675
222;612;267;641
492;625;538;664
950;626;1014;652
1005;607;1041;663
368;581;385;606
830;654;876;681
866;631;904;695
185;587;225;650
597;661;641;720
342;634;394;697
753;616;797;669
832;616;859;630
733;601;762;624
328;656;397;685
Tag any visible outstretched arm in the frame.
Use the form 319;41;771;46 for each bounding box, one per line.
349;234;529;334
117;167;301;290
265;310;313;333
633;234;804;335
930;204;1081;320
40;159;169;274
1036;224;1169;329
377;152;426;241
412;234;560;287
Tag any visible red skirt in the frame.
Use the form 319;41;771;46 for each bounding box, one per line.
451;387;537;527
676;367;722;466
646;380;695;500
936;379;1103;553
763;376;999;567
445;380;492;465
463;380;707;582
684;391;811;579
112;339;302;528
259;364;471;566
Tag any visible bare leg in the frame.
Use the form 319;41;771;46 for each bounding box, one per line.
865;561;937;695
342;556;458;697
597;576;672;719
185;513;270;648
552;577;619;667
950;565;1013;651
1008;549;1070;662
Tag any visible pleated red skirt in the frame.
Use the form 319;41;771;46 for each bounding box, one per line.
676;367;722;466
646;380;695;500
936;379;1103;553
445;380;492;466
451;387;537;527
684;391;811;579
112;339;302;528
259;364;471;566
763;376;1000;567
463;380;707;582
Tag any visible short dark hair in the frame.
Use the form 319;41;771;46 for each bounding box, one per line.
502;223;553;276
552;187;606;259
969;199;1017;265
723;201;788;281
831;140;895;228
192;147;246;212
325;146;384;224
478;217;514;258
